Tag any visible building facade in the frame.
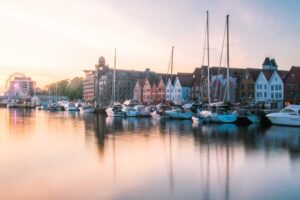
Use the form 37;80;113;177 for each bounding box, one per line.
83;70;95;102
284;66;300;104
239;68;260;104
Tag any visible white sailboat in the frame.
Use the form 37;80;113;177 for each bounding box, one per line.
194;13;237;123
266;105;300;126
106;48;124;117
210;15;237;123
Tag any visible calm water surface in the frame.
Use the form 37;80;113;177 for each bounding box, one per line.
1;108;300;200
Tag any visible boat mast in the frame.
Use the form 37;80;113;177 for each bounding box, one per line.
169;46;174;102
207;10;211;104
226;15;230;103
113;48;116;103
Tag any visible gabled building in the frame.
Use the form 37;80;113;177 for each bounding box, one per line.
165;76;176;101
172;73;193;104
191;67;201;99
239;68;261;103
284;66;300;104
142;78;152;104
156;77;166;103
255;70;288;108
133;78;145;102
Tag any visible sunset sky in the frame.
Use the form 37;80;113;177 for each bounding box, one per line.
0;0;300;93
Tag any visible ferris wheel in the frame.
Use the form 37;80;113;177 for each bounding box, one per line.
5;72;31;97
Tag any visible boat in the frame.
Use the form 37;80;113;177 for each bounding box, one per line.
106;102;124;117
134;105;151;117
83;105;95;113
122;99;140;117
165;107;193;120
64;102;79;111
266;105;300;127
48;103;61;111
105;49;125;117
151;103;168;118
236;109;261;124
195;14;237;124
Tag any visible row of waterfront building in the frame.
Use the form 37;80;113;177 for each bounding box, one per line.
83;56;300;109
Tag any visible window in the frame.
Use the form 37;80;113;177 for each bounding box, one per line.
264;85;267;89
271;93;274;98
275;85;278;90
264;92;267;98
275;93;278;98
278;85;282;90
271;85;274;90
279;93;282;98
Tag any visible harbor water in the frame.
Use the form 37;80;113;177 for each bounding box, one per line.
1;108;300;200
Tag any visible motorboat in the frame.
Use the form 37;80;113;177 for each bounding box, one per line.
106;102;124;117
266;105;300;127
165;107;193;120
236;109;261;124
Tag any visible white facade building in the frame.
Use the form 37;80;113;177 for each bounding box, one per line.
255;70;284;108
165;78;174;101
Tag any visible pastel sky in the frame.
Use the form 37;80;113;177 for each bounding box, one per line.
0;0;300;93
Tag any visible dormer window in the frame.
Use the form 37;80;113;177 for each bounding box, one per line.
292;73;295;79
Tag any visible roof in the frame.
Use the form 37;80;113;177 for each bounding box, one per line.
284;66;300;83
177;73;193;87
246;68;261;81
261;70;274;81
277;70;289;80
135;78;146;88
262;57;271;66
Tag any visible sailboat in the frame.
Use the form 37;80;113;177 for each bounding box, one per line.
209;15;237;123
163;47;193;120
106;49;124;117
193;12;237;123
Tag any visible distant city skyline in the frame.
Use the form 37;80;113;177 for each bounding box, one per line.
1;0;300;94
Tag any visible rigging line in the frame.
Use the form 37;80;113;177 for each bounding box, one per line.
200;18;207;100
214;22;227;102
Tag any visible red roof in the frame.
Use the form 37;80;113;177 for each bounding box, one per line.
285;66;300;83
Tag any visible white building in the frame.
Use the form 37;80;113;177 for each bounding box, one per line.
165;78;174;101
165;74;193;104
255;70;287;108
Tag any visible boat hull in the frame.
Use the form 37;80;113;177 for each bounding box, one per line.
165;111;192;120
106;108;124;117
210;113;237;123
266;113;300;127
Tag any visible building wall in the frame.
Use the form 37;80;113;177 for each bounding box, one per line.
173;77;182;103
240;71;255;103
156;78;165;102
142;79;152;104
151;84;157;103
255;72;269;102
133;81;142;102
165;79;173;101
83;70;95;102
269;72;284;108
182;87;191;103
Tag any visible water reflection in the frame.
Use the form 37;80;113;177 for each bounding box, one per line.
1;109;300;200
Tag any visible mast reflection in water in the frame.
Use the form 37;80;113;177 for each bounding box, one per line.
0;109;300;200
